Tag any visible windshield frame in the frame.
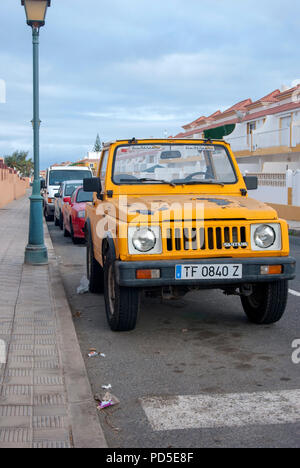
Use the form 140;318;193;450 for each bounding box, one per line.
111;143;238;186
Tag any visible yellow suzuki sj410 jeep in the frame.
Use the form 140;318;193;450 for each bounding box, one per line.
83;139;295;331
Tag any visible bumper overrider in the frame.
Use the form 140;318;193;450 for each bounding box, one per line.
115;256;296;288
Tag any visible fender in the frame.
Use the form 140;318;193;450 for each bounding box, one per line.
102;232;116;261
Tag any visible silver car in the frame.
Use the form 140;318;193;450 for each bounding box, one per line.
54;180;83;230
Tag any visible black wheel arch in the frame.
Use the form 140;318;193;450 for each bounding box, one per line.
102;233;116;261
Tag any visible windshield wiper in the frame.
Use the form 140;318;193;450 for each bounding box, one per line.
120;177;177;187
182;180;225;187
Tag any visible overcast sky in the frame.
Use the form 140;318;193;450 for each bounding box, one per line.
0;0;300;169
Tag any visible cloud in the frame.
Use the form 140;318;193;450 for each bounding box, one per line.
0;0;300;168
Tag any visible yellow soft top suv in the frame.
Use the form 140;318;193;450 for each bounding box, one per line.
83;139;296;331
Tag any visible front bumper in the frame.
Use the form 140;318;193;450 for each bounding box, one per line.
74;218;85;238
115;256;296;288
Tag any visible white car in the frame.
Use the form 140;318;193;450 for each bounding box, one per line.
42;166;93;221
54;180;83;229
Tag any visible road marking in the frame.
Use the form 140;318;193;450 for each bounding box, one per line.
289;289;300;297
141;390;300;431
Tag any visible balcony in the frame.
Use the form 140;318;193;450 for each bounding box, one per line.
226;116;300;156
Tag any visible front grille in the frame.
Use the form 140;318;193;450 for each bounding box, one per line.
165;225;248;252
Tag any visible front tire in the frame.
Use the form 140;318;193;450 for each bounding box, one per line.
104;249;140;331
59;212;63;230
63;220;70;238
70;221;80;245
241;280;288;324
44;206;53;222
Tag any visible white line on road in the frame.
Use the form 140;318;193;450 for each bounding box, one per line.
141;390;300;431
289;289;300;297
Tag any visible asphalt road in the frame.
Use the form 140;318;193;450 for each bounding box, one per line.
48;222;300;448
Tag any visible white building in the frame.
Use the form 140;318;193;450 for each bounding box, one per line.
176;84;300;174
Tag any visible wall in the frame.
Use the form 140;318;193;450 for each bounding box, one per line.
248;170;300;221
0;162;30;209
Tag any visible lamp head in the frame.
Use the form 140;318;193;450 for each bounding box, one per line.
21;0;51;28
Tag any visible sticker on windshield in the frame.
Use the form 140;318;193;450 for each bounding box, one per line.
185;145;215;151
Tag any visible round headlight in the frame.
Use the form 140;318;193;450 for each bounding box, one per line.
132;228;156;252
254;225;276;248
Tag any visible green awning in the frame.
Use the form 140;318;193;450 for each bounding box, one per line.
204;124;235;140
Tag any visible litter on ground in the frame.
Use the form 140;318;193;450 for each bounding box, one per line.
96;392;120;411
88;349;106;358
77;276;89;294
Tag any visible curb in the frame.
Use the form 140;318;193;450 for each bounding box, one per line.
43;221;108;448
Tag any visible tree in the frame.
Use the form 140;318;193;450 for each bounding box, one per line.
93;134;102;152
4;151;34;178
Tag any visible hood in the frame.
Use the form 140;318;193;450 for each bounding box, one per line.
74;202;87;211
113;194;277;223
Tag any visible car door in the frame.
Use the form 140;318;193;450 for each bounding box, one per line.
58;184;63;216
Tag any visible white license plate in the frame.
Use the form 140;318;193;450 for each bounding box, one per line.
175;264;242;280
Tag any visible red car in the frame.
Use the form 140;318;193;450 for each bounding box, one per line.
62;186;93;244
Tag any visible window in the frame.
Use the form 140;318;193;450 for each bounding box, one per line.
100;151;109;186
247;122;256;134
76;189;94;203
64;183;81;196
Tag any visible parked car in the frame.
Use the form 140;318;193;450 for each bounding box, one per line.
54;180;83;230
83;138;296;332
42;166;93;221
62;186;93;244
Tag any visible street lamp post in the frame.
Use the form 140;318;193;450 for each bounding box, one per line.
22;0;51;265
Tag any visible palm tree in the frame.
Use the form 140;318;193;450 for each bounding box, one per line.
4;151;33;177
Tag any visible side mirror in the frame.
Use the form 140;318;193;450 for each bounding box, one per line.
63;196;71;204
83;177;102;198
40;179;46;189
54;193;60;198
243;176;258;191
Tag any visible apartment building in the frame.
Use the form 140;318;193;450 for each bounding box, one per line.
175;84;300;173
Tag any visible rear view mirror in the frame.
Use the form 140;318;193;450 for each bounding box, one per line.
243;176;258;191
160;150;182;159
83;177;102;197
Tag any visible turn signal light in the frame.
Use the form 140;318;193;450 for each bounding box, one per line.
136;269;161;280
260;265;282;275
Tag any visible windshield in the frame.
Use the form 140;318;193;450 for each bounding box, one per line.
49;170;92;186
76;189;94;203
65;183;81;196
112;144;237;185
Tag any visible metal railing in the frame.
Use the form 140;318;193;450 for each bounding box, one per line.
226;126;299;152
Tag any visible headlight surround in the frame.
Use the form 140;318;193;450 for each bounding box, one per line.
254;224;276;249
132;227;156;252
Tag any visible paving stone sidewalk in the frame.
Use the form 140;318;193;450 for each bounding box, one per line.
0;193;106;448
